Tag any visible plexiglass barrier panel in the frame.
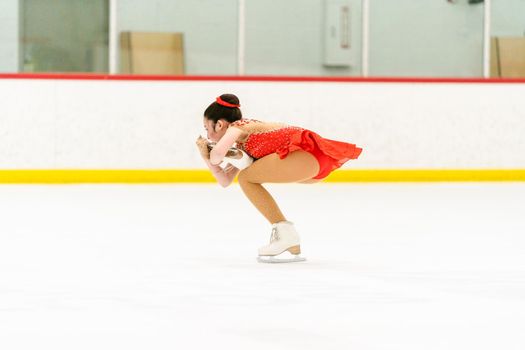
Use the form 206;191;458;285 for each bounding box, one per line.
21;0;109;73
116;0;238;75
0;0;523;77
245;0;363;76
369;0;484;77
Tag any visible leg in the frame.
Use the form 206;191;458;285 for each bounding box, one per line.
298;179;323;184
237;151;320;224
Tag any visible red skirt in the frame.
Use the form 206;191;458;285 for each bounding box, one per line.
277;129;362;179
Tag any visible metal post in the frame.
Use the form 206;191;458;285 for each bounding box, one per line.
483;0;492;78
361;0;370;77
109;0;118;74
237;0;246;75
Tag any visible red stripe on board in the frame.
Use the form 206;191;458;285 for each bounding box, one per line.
1;73;525;83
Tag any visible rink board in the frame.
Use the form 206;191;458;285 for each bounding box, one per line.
1;75;524;182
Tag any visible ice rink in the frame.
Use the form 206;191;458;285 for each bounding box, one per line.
1;183;524;350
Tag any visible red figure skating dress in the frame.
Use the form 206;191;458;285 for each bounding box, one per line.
230;119;362;179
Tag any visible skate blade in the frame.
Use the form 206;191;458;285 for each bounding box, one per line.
257;255;306;264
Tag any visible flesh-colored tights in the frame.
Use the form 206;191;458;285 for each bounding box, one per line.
237;150;320;224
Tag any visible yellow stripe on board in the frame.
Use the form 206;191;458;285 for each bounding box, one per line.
325;169;525;182
0;170;215;184
0;169;525;184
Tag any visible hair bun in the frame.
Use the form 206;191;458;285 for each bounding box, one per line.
219;94;240;107
204;93;243;123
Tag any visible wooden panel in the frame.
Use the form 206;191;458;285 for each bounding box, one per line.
497;37;525;78
120;32;184;75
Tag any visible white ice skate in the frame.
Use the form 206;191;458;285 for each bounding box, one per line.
257;221;306;263
207;142;253;170
223;148;253;170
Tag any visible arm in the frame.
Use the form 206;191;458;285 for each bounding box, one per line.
196;134;241;188
205;161;240;188
209;127;243;165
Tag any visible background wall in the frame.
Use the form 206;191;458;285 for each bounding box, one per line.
0;78;524;170
492;0;525;36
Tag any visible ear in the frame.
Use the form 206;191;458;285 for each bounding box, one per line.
215;120;225;131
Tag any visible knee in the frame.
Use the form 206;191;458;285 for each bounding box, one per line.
237;170;249;187
238;169;258;187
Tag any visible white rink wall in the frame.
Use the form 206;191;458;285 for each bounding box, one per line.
0;78;524;169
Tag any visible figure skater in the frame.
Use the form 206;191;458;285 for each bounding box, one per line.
196;94;362;263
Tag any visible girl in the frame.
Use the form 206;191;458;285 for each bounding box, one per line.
196;94;362;263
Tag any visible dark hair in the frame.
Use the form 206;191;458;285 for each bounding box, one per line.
204;93;242;124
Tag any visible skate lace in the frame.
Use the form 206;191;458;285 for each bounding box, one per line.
270;226;279;243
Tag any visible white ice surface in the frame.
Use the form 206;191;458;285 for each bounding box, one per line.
1;183;524;350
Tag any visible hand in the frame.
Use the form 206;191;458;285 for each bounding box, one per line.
196;135;210;159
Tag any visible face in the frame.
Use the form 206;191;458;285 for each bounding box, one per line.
203;117;229;142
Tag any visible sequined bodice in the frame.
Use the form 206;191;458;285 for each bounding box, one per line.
230;119;303;159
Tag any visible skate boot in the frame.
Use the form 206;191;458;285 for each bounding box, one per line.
223;148;253;170
257;221;306;263
207;142;253;170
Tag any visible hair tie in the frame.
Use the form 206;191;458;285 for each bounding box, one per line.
216;96;240;108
